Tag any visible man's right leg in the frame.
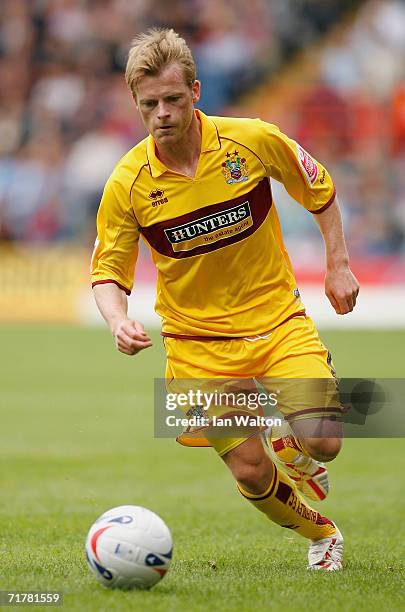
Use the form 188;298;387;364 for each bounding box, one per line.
217;434;343;570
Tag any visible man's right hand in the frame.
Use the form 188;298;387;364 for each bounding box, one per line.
111;319;153;356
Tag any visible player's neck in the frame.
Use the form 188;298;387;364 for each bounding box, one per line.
155;113;202;178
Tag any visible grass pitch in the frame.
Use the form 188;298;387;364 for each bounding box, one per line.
0;325;404;611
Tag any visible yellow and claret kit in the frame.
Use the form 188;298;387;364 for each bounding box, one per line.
91;110;336;338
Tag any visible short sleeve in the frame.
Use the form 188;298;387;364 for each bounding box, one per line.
257;120;336;213
91;177;140;295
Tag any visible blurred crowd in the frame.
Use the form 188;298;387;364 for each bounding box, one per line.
0;0;403;257
283;0;405;256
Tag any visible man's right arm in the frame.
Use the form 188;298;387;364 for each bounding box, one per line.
91;172;151;356
93;282;152;356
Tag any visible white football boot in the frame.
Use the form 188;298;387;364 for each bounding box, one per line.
307;523;344;571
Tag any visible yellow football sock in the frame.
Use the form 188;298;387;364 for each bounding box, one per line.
238;465;336;541
272;434;310;463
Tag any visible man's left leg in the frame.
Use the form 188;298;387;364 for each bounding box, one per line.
266;416;342;501
259;315;344;502
289;416;343;461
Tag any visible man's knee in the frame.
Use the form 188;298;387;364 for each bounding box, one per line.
291;417;343;461
222;437;274;494
232;455;271;490
303;437;342;462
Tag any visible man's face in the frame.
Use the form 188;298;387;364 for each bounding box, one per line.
135;62;200;145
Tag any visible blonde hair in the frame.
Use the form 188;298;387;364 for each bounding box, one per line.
125;28;196;98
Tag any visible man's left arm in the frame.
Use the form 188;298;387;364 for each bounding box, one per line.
313;196;360;315
256;120;360;313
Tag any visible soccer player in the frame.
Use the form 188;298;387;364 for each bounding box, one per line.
91;28;359;571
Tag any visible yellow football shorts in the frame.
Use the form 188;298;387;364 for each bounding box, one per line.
164;315;343;457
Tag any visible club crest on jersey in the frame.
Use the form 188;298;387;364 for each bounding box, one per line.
222;150;249;184
296;144;318;186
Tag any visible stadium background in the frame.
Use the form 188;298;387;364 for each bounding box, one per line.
1;1;404;609
1;0;404;327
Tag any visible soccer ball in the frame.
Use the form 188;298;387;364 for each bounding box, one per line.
85;505;173;590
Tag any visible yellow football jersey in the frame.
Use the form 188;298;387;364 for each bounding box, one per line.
91;110;336;337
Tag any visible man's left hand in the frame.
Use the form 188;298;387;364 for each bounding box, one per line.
325;266;360;315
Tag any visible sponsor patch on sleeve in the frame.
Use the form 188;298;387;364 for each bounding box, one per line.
296;144;319;186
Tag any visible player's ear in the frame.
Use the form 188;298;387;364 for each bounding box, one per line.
192;80;201;104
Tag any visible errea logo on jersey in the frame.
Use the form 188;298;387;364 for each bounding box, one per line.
296;144;318;186
148;188;168;207
164;202;252;253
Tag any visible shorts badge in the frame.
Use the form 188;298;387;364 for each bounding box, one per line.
222;150;249;184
